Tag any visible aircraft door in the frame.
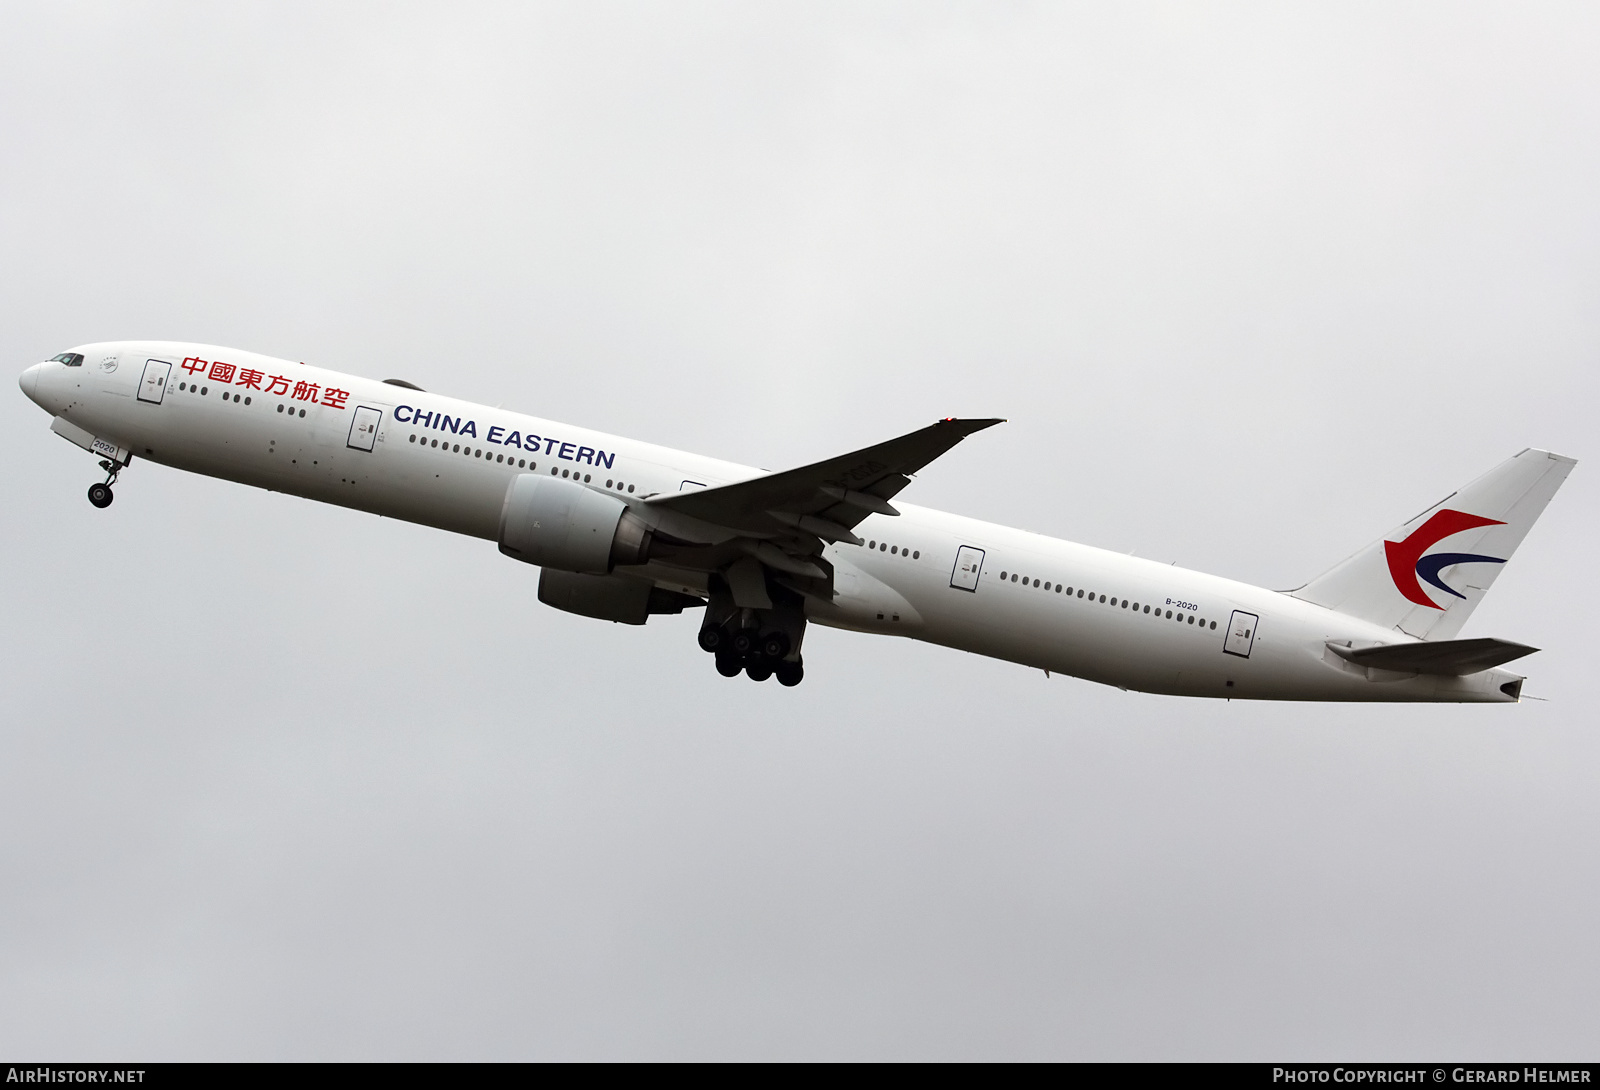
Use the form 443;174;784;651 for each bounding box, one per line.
950;545;986;591
346;406;382;452
137;359;170;404
1224;610;1258;658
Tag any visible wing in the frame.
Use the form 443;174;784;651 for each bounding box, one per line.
630;417;1003;607
646;417;1003;543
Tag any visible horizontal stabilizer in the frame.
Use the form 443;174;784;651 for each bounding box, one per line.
1329;637;1538;676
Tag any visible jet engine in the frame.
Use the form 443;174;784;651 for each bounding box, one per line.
538;569;699;625
498;474;654;573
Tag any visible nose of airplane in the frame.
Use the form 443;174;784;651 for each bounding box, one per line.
20;363;42;405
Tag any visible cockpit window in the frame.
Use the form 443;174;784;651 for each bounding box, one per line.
50;353;84;367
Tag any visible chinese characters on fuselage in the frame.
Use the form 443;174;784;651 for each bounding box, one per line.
181;357;349;409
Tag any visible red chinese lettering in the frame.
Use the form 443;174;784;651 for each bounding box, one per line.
264;375;291;395
181;356;209;375
320;387;350;409
208;361;236;383
291;380;320;402
235;368;264;390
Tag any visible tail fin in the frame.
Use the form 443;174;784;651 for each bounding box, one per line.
1292;449;1576;640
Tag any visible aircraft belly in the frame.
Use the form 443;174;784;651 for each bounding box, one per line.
71;391;503;539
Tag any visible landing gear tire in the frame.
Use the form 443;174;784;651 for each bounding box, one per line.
87;483;114;508
745;661;773;682
714;653;743;678
697;626;726;654
760;633;791;661
731;628;759;656
775;660;804;687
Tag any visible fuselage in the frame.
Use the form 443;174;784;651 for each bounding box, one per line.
20;341;1523;702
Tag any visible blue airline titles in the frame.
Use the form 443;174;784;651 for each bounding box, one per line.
395;404;617;469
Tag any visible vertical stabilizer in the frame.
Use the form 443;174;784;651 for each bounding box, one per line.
1292;449;1576;640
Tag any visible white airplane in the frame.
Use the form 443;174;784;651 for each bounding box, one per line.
21;342;1575;700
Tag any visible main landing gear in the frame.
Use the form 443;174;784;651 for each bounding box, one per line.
87;459;122;509
699;624;805;686
697;590;807;687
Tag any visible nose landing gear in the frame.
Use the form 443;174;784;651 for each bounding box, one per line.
86;459;122;509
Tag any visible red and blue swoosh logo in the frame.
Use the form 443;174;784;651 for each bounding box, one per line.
1384;509;1506;609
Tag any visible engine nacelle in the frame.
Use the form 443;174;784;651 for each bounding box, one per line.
538;569;698;625
498;474;653;573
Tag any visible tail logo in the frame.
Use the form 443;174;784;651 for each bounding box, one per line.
1384;509;1506;609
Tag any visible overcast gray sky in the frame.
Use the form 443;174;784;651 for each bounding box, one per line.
3;2;1597;1060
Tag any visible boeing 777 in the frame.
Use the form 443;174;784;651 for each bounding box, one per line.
20;342;1575;700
